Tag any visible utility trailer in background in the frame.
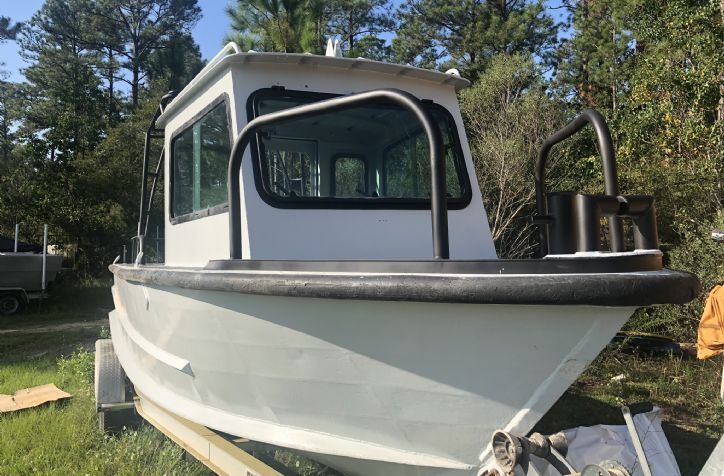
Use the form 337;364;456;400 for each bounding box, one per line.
0;224;63;316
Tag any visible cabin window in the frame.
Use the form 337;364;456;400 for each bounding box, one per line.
264;138;319;197
171;100;231;220
333;156;367;197
383;130;462;198
249;89;471;209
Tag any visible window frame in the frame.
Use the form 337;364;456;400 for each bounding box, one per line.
246;87;473;210
169;94;233;225
331;153;369;197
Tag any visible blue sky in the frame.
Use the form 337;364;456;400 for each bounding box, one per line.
0;0;234;83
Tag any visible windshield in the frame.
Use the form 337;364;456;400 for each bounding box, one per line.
250;90;471;208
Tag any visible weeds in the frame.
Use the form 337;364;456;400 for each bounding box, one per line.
0;325;211;475
58;346;95;388
537;347;724;474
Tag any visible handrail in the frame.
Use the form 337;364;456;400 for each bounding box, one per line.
535;109;624;255
135;91;177;262
227;88;449;260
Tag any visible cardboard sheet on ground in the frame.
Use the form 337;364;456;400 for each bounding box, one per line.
0;383;72;413
533;407;680;476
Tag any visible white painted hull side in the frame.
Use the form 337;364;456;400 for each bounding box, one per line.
110;277;634;476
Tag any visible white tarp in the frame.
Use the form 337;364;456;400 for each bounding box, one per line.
699;435;724;476
533;407;680;476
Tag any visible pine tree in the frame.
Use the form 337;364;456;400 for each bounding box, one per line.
0;80;22;166
91;0;201;108
225;0;314;53
0;16;22;42
554;0;634;114
146;32;204;92
19;0;107;161
392;0;557;80
326;0;393;55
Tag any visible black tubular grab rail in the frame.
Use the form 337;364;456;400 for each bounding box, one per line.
227;88;449;260
535;109;624;256
135;90;177;261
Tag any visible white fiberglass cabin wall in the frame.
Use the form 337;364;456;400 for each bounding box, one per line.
156;48;496;265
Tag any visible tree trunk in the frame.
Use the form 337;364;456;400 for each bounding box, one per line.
132;63;139;108
132;37;140;108
719;0;724;122
108;47;115;122
348;14;354;50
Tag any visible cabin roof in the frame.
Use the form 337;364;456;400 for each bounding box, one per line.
156;50;470;128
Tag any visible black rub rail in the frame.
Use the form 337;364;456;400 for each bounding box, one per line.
227;88;450;260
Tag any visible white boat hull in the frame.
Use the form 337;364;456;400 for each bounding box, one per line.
110;276;634;475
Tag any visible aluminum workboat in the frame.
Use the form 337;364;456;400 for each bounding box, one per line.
108;43;698;475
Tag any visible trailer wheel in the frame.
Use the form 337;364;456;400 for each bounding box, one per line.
95;339;137;433
0;293;25;316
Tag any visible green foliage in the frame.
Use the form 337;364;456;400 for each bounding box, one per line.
459;54;565;257
19;0;107;161
225;0;320;52
58;346;95;387
0;80;23;167
350;35;390;60
0;16;22;42
225;0;393;56
629;211;724;341
326;0;394;54
615;0;724;248
393;0;557;80
146;33;205;92
91;0;202;107
554;0;634;113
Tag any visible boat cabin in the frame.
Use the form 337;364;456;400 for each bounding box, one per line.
149;44;496;266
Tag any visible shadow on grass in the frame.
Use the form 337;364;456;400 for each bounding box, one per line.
0;277;113;329
0;328;102;363
534;392;720;475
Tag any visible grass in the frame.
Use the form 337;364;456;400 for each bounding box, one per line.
0;282;213;476
1;281;722;475
536;347;724;475
0;277;113;330
0;349;212;475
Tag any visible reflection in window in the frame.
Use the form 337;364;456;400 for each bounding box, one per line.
334;156;367;197
254;93;468;203
383;127;462;198
172;102;230;217
262;138;319;197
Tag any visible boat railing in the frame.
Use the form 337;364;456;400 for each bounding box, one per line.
131;91;177;264
533;110;659;256
226;88;450;260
